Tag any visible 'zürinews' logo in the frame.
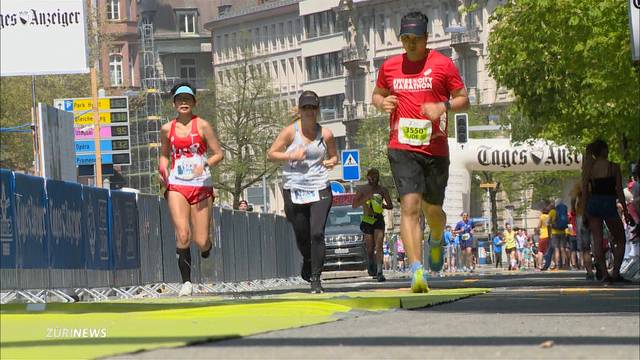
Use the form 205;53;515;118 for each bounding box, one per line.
0;8;82;30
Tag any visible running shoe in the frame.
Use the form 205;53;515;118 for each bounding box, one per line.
376;272;386;282
411;268;429;293
178;281;193;297
428;234;444;272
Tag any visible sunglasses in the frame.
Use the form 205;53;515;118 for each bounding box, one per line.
400;34;426;42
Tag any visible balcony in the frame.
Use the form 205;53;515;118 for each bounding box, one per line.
342;46;365;66
450;29;481;47
344;101;369;122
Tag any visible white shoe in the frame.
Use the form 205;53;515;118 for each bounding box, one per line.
178;281;193;297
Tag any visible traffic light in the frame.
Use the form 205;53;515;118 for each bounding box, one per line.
455;113;469;144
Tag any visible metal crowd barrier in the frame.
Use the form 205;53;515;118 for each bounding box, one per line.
0;169;301;304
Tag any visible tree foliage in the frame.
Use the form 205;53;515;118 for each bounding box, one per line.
204;52;288;208
353;115;398;199
488;0;640;163
0;75;91;171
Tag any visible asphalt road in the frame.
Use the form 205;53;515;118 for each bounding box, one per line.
111;270;640;360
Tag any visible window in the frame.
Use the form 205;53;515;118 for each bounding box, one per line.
223;34;229;59
280;59;287;76
177;11;197;34
295;19;302;42
109;53;123;86
305;51;343;81
255;28;261;52
271;24;277;49
287;21;294;46
231;32;237;59
443;3;450;29
319;94;345;121
129;54;135;86
180;58;196;81
272;61;278;77
463;56;478;87
217;71;224;85
304;10;337;39
278;22;284;49
106;0;119;20
377;14;385;46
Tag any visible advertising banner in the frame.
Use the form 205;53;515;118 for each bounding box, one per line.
0;0;88;76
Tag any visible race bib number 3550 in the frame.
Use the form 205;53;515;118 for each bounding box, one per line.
398;118;432;146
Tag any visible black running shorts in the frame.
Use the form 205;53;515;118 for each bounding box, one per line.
388;149;450;206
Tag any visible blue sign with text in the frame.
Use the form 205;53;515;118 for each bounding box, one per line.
341;150;360;181
46;179;84;269
14;173;48;269
0;169;16;269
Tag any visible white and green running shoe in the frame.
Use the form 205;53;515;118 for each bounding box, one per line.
411;267;429;293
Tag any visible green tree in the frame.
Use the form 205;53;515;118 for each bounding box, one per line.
0;75;91;171
353;115;398;198
204;51;287;209
488;0;640;163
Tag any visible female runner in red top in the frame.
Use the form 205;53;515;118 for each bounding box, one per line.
159;83;224;296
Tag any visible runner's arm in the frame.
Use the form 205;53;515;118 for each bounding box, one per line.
201;120;224;168
352;186;372;209
372;87;397;113
322;127;338;169
267;125;294;162
158;124;171;184
381;187;394;210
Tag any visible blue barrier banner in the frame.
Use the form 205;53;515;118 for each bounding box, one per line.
110;191;139;270
46;179;84;269
14;173;48;269
82;186;111;270
0;169;16;269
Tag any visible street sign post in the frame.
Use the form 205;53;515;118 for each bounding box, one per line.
341;150;360;189
54;96;132;174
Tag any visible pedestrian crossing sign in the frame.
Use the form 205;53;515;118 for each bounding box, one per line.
341;149;360;181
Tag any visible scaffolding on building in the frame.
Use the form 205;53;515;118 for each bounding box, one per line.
122;23;163;194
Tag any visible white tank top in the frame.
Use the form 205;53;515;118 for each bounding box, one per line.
281;121;329;191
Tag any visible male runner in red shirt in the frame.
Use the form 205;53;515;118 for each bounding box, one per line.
372;12;469;292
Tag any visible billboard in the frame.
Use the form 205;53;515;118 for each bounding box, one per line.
54;96;131;166
0;0;89;76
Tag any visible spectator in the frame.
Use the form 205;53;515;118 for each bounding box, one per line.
549;198;570;269
396;236;406;272
571;182;594;279
443;225;455;272
515;227;527;269
539;203;554;270
504;223;517;270
493;230;505;269
383;238;391;270
238;200;249;211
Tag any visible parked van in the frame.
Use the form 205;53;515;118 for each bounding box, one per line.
323;193;367;271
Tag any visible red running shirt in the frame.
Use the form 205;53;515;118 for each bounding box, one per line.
167;116;211;187
376;50;465;157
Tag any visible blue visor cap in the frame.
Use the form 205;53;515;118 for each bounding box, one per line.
399;18;428;37
173;86;195;100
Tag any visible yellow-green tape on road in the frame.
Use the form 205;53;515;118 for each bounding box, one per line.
1;288;488;359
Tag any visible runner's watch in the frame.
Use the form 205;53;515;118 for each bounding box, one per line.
444;100;451;111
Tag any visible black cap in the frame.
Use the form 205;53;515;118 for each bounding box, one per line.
298;91;319;107
399;12;428;37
